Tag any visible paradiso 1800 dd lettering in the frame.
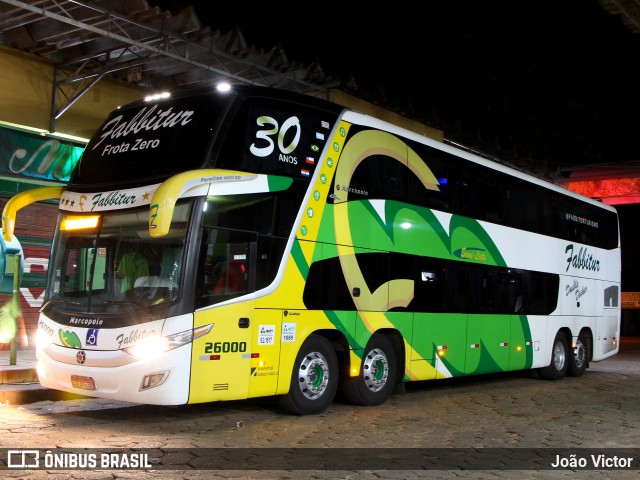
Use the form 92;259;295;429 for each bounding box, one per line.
5;84;620;415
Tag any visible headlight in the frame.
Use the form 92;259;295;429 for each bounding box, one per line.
125;323;212;359
35;328;54;349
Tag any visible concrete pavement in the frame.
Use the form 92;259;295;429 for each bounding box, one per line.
0;348;36;383
0;348;88;405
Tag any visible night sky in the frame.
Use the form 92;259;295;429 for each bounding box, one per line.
149;0;639;176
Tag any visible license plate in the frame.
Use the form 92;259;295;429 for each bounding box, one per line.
71;375;96;391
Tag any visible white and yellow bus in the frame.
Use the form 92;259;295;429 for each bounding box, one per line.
2;85;621;414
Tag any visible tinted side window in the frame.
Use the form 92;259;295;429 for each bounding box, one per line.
408;144;452;212
303;254;559;315
202;181;306;237
303;256;355;310
348;155;409;202
507;178;542;232
564;197;618;248
196;228;254;308
473;169;505;224
411;256;444;312
523;270;559;315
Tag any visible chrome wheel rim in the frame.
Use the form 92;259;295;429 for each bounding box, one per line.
553;340;566;371
363;348;389;393
573;338;587;369
297;352;330;400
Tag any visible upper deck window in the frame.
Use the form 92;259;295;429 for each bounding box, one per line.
215;98;339;179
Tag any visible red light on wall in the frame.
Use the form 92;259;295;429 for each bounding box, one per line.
566;178;640;205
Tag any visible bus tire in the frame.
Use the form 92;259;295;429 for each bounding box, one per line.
539;332;569;380
278;334;338;415
567;332;588;377
341;333;397;406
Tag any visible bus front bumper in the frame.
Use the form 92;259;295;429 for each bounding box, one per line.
36;343;192;405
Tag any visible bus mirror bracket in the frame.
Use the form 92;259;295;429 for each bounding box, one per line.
1;186;65;241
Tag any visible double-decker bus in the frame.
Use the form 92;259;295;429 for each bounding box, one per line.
2;85;620;415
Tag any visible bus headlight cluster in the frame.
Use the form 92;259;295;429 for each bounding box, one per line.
35;328;54;349
125;324;213;359
125;336;169;359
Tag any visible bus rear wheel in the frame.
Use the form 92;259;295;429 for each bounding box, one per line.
567;332;588;377
279;334;338;415
341;333;397;406
539;332;569;380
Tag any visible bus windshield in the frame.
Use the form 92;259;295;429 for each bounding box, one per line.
46;202;192;312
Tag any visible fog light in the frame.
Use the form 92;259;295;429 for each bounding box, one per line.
140;371;169;391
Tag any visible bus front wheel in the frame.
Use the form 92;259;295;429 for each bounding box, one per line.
341;333;397;406
278;334;338;415
539;332;569;380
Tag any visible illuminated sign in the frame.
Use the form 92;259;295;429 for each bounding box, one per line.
621;292;640;309
0;125;84;182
